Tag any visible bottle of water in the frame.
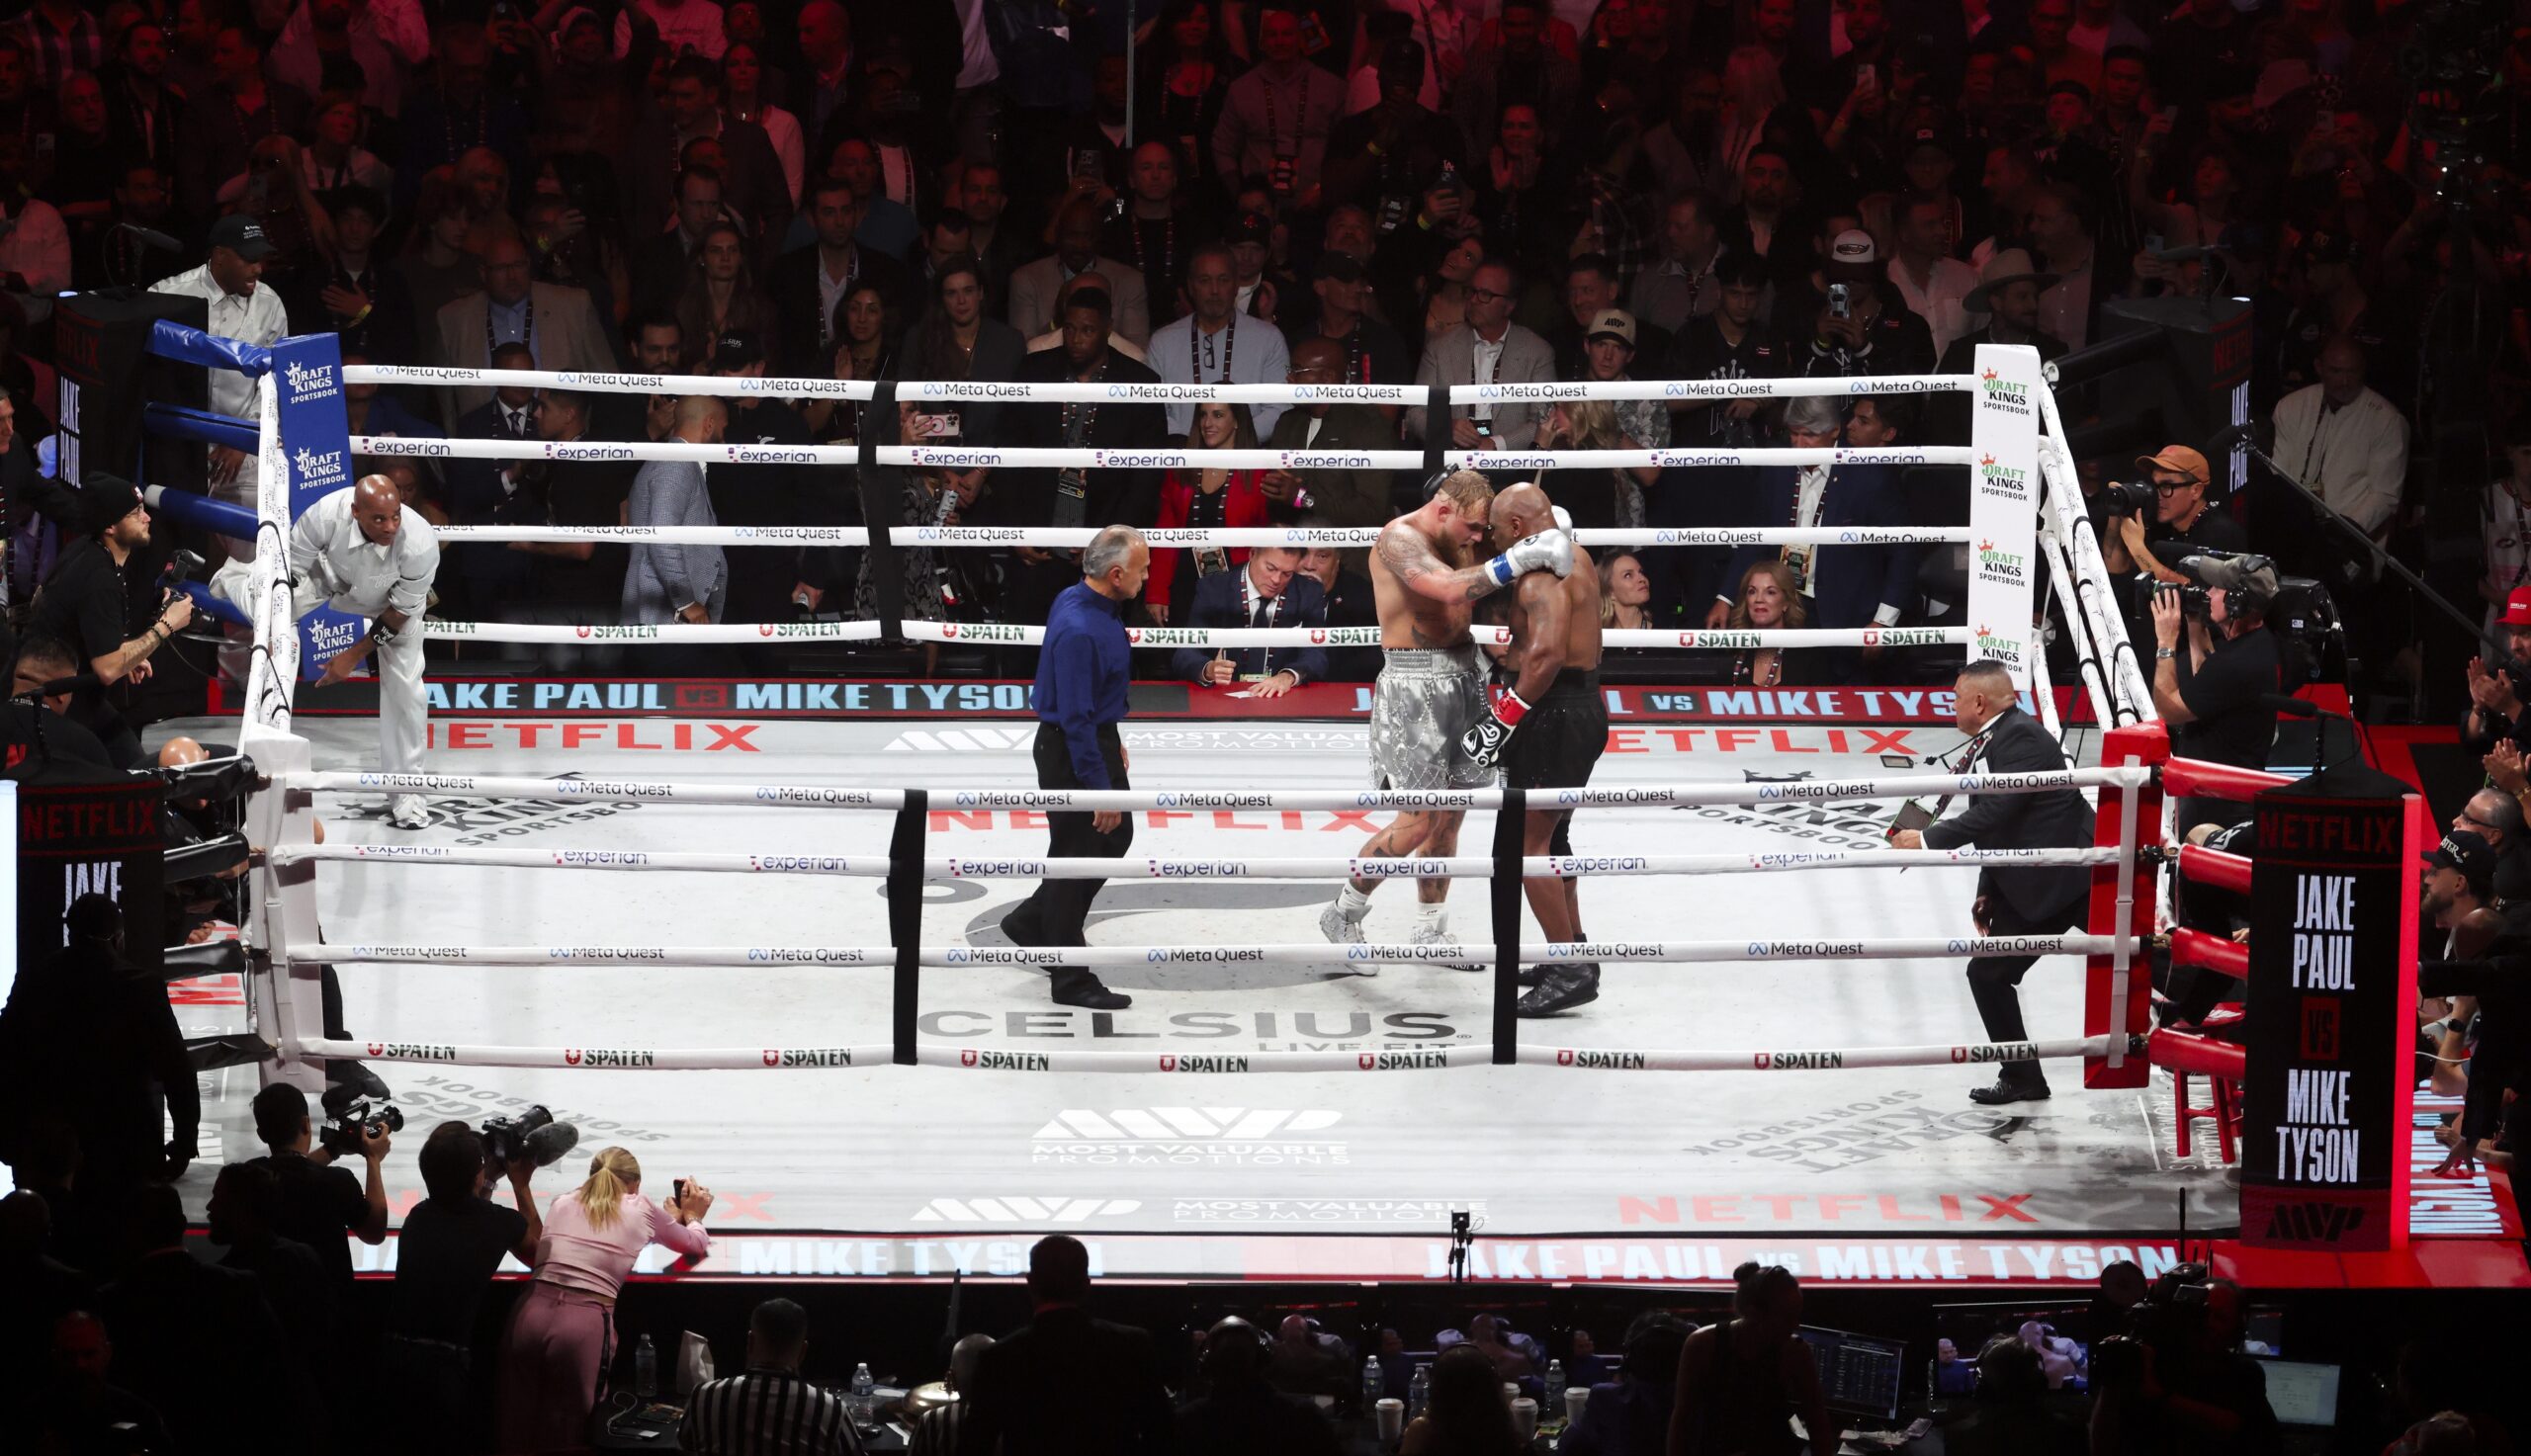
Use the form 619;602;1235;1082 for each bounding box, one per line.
1408;1362;1432;1419
1544;1358;1566;1413
634;1334;656;1399
849;1362;876;1424
1362;1354;1383;1413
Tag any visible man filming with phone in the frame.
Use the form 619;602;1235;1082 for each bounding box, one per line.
2149;554;2281;836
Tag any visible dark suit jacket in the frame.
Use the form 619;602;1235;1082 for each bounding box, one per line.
1175;1382;1341;1456
765;243;916;377
958;1305;1174;1456
1923;707;2093;924
1720;464;1922;629
630;226;701;319
99;1250;293;1456
899;317;1031;444
617;110;792;256
1172;567;1330;685
996;349;1169;530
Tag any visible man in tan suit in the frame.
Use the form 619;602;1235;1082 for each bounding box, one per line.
429;231;613;429
1403;258;1555;452
1006;199;1151;346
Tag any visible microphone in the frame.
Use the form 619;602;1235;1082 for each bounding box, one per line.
2259;693;2320;719
522;1119;580;1168
114;221;185;255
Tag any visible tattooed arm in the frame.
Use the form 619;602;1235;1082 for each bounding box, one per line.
1378;521;1572;603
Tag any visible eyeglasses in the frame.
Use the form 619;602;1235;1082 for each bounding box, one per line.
1468;288;1509;302
2151;480;2197;494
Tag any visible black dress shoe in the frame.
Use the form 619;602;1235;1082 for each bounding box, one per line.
1968;1076;2051;1105
1002;909;1048;946
327;1058;392;1099
1052;981;1132;1010
1516;965;1601;1017
1516;965;1544;988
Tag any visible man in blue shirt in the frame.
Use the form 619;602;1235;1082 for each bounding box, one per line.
1007;524;1151;1009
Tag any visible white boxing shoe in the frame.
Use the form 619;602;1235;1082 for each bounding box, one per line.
1319;899;1377;976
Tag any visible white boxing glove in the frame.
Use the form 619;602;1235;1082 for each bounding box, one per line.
1484;529;1575;585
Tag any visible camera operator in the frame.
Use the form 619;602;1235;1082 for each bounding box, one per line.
243;1081;390;1292
384;1121;544;1456
24;474;195;769
2149;555;2282;836
2089;1274;2281;1456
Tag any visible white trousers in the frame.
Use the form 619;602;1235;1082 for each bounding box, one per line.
211;558;426;779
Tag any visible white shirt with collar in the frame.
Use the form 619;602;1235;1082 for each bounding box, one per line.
1886;255;1985;356
1147;311;1290;436
288;487;441;620
1469;331;1507;421
152;263;290;420
2273;383;2410;538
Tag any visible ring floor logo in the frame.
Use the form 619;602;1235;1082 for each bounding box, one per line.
909;1196;1143;1224
1173;1198;1488;1227
1031;1108;1349;1165
333;772;653;846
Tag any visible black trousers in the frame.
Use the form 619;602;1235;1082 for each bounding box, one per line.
1965;894;2087;1084
1011;723;1133;993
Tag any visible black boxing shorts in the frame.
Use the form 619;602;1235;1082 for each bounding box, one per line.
1502;670;1608;791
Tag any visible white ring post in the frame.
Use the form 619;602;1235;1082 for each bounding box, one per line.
1965;344;2047;687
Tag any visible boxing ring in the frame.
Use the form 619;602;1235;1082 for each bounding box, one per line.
122;332;2506;1285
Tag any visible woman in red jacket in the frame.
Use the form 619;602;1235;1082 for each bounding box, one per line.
1147;400;1270;624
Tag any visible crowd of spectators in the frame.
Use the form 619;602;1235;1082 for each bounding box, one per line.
0;0;2500;705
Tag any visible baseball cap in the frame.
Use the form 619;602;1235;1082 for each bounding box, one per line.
1585;308;1636;347
2169;552;2280;614
1827;228;1877;268
1230;212;1272;248
1312;250;1365;283
2500;585;2531;628
710;329;765;370
210;213;277;262
2136;445;2211;487
1905;126;1957;162
2423;828;2499;895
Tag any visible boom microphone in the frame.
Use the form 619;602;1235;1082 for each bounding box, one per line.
522;1119;580;1167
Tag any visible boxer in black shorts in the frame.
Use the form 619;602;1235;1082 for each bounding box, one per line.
1458;483;1610;1015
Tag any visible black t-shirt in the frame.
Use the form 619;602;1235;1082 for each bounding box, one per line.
28;537;134;725
247;1152;369;1288
389;1195;528;1342
2174;627;2281;772
1664;316;1787;447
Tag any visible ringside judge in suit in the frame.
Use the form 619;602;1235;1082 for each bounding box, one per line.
1171;546;1330;693
1890;659;2095;1105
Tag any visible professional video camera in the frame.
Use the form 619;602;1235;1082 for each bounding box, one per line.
319;1095;404;1156
479;1104;581;1187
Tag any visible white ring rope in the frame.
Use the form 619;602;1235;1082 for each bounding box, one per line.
417;617;1966;649
268;844;2121;877
297;765;2150;811
425;524;1975;548
295;1033;2112;1073
300;933;2121;969
343;365;1975;405
352;435;1974;472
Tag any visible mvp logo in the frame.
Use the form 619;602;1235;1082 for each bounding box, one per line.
2262;1200;2368;1242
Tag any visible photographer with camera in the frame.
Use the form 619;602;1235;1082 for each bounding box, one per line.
2098;446;2248;583
385;1120;548;1455
24;473;196;770
2149;555;2282;836
2089;1272;2281;1456
243;1081;391;1292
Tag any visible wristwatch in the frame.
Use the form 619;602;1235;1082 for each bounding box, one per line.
2155;647;2177;659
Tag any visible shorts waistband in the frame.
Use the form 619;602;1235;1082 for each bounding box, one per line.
1537;669;1601;699
1380;645;1480;675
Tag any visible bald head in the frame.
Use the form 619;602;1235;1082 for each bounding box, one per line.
156;736;207;771
1290;336;1346;394
351;474;403;547
674;395;729;444
1491;480;1554;547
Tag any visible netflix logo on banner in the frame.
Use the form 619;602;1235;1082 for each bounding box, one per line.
14;776;166;983
2240;772;2421;1252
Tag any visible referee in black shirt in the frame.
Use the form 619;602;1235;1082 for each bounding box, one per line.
26;475;193;768
679;1298;859;1455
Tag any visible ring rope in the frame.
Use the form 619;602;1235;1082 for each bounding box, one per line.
415;619;1968;649
294;1033;2115;1074
421;524;1977;548
351;435;1973;472
298;765;2151;811
300;933;2123;968
342;365;1976;405
267;845;2124;877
